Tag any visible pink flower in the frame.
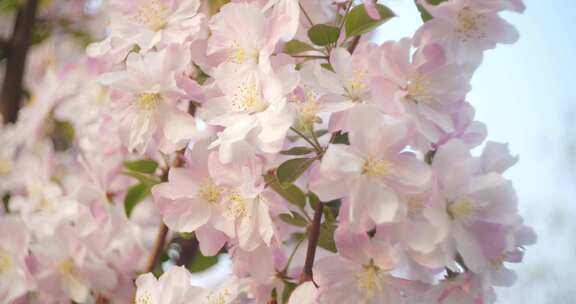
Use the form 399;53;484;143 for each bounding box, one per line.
415;0;524;65
0;217;34;303
135;266;201;304
310;106;431;224
432;139;531;280
314;225;414;303
107;0;204;52
135;266;245;304
198;62;296;164
100;45;197;154
374;38;472;143
207;2;288;71
31;224;117;303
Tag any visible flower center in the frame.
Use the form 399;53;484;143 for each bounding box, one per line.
225;191;248;218
228;41;247;64
355;264;380;292
136;291;153;304
407;197;425;217
134;0;168;31
406;77;433;103
0;248;13;274
0;159;12;176
448;199;474;219
294;88;321;130
347;68;368;101
232;81;268;113
362;156;392;177
206;288;232;304
137;93;162;111
59;258;78;278
456;7;486;41
198;182;224;204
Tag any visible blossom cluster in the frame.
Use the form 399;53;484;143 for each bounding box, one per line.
0;0;535;303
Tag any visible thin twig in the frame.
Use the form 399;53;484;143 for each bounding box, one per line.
290;127;323;155
298;2;314;27
290;55;329;60
144;223;169;273
1;0;39;124
299;201;323;283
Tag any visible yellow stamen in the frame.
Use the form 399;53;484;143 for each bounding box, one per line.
448;199;474;219
0;248;13;274
136;93;162;111
198;182;224;204
362;156;392;177
355;264;380;293
407;197;425;217
456;7;486;41
232;81;267;113
228;41;247;64
0;159;12;176
134;0;168;31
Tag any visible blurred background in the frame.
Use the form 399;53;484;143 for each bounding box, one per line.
380;0;576;303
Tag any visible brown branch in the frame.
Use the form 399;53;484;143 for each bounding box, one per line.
144;223;169;273
299;201;324;283
347;35;361;54
1;0;39;124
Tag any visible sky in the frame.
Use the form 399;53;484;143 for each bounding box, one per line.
379;0;576;302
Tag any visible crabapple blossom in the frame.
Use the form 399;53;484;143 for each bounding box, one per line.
310;105;431;225
0;217;34;303
415;0;525;65
0;0;534;302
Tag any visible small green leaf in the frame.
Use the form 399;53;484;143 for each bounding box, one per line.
283;40;315;55
124;159;158;174
276;157;316;188
264;173;307;209
416;0;449;22
279;213;308;227
123;171;162;186
318;223;337;252
280;147;315;156
307;24;340;47
345;4;395;38
308;193;320;211
188;252;219;272
330;131;349;145
315;129;329;138
124;183;151;217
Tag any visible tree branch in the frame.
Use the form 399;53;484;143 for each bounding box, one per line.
1;0;39;124
144;223;169;273
299;201;324;283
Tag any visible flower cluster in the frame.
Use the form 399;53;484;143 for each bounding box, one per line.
0;0;534;303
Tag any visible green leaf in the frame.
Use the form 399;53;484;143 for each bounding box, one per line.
124;183;151;217
279;213;308;227
188;252;219;272
307;24;340;47
330;131;349;145
264;173;307;209
0;0;19;12
276;157;316;188
124;159;158;174
123;171;162;186
283;40;315;55
345;4;395;38
280;146;315;156
308;193;320;211
318;223;337;252
416;0;449;22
